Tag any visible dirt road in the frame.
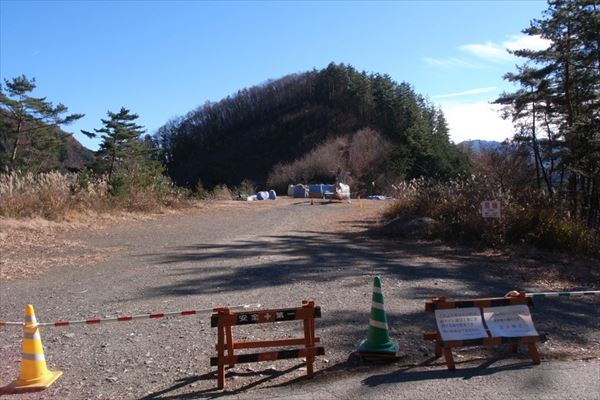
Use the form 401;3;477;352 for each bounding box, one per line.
1;199;598;399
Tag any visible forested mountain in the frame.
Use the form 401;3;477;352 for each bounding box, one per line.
60;133;95;171
1;75;92;173
0;110;94;172
157;63;469;190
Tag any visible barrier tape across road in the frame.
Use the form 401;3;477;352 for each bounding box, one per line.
0;303;261;328
526;290;600;298
504;290;600;299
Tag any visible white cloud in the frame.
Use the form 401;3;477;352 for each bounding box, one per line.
432;86;499;99
504;34;551;52
459;42;511;62
459;35;551;62
423;57;480;68
438;101;513;143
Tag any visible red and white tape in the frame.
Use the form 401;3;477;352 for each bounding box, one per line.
0;303;261;328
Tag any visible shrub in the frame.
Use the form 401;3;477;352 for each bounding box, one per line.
347;128;391;194
384;175;599;256
267;128;391;195
194;180;210;199
232;179;256;200
267;137;344;193
209;184;233;200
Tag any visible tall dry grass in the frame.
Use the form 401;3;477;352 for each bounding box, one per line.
384;175;600;256
0;170;189;220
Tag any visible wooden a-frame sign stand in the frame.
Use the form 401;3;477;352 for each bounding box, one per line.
210;300;324;389
424;293;545;370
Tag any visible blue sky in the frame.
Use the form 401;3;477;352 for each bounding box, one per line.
1;1;549;150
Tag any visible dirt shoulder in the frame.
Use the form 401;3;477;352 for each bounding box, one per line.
0;200;293;281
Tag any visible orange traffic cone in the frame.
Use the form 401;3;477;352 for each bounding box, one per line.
1;304;62;394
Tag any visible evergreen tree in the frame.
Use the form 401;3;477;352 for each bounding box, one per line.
82;107;149;182
0;75;84;171
495;0;600;227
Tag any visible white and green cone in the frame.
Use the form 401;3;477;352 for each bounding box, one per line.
357;276;399;355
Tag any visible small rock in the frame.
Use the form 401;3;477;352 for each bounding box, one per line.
381;214;437;237
106;376;118;383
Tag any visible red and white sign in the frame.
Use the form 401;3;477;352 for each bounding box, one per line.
481;200;501;218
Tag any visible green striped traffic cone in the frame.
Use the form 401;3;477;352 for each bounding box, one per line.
357;276;399;357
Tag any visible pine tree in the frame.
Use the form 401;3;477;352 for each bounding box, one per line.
495;0;600;227
0;75;84;171
82;107;148;182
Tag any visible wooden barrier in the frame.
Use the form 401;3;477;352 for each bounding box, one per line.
423;294;545;370
210;300;324;389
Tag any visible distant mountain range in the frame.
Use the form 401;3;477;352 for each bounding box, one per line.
457;139;502;154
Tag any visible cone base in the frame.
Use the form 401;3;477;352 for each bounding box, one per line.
357;338;399;355
356;350;402;362
2;370;62;393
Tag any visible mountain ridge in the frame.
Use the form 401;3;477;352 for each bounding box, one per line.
157;63;470;190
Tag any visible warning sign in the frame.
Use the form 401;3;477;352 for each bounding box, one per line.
483;305;539;338
434;307;488;341
481;200;501;218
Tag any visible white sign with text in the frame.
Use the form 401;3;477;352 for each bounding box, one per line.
434;307;489;341
483;305;539;338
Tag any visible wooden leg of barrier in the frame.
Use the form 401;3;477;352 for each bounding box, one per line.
310;312;317;376
303;302;316;377
217;325;225;389
434;344;442;357
226;324;235;368
443;347;456;370
528;343;541;364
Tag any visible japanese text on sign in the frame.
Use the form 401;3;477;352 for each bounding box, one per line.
483;305;538;337
434;307;488;341
481;200;501;218
235;310;297;325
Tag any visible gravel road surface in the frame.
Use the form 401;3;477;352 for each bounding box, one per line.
1;199;598;399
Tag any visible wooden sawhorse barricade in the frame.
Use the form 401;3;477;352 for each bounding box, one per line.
210;300;324;389
423;294;546;370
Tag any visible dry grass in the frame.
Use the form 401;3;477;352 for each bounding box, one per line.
0;171;108;219
384;176;600;256
0;171;190;220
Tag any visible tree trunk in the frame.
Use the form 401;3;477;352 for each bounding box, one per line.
530;98;552;191
10;117;23;163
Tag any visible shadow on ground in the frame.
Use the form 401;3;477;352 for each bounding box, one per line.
136;225;599;343
140;353;543;399
131;216;599;399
